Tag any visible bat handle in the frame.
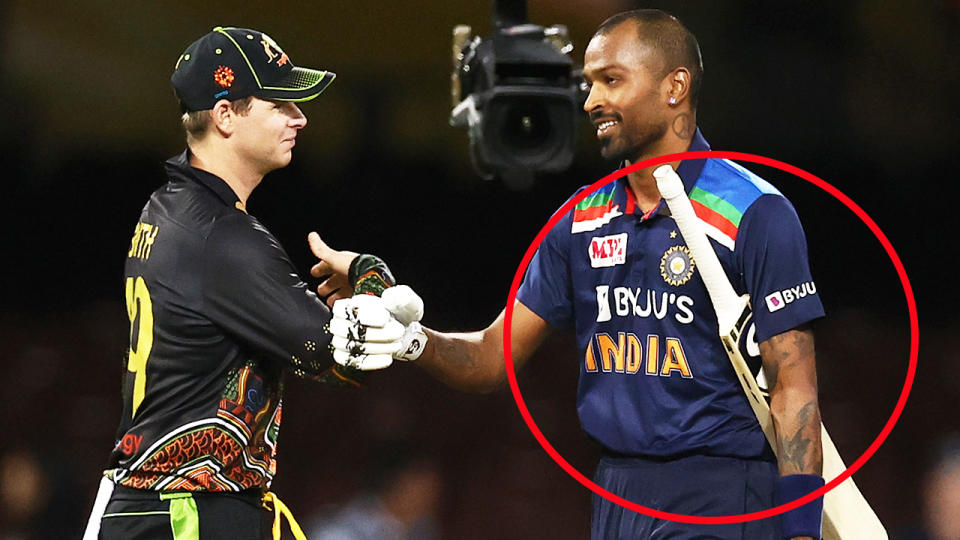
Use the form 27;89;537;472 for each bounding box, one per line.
653;165;745;330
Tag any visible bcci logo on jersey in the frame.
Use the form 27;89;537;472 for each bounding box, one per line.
764;281;817;312
660;246;695;286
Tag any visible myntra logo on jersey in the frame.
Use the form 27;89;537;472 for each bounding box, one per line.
764;281;817;313
595;285;694;324
589;233;627;268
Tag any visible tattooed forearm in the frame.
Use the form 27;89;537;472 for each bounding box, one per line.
431;330;486;372
760;327;823;476
778;401;821;474
415;304;549;394
417;328;505;393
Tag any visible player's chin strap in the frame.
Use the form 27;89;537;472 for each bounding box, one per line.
262;491;308;540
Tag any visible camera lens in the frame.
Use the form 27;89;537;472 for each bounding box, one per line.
500;100;552;151
478;89;577;173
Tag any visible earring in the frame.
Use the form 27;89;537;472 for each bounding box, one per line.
668;96;677;105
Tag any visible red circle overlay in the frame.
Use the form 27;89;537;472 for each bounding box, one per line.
503;150;919;524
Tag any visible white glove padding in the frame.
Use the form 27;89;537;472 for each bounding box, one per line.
328;295;404;370
381;285;424;325
381;285;427;361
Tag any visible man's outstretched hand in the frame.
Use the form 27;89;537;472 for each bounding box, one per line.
308;232;358;307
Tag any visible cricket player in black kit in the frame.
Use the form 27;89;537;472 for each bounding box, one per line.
82;27;419;540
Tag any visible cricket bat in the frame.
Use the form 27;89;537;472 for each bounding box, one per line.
652;164;886;539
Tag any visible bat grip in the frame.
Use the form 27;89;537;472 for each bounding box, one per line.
653;165;744;329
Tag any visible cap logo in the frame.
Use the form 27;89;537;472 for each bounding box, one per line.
260;34;289;66
214;65;235;88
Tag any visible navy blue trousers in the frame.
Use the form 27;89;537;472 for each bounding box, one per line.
591;454;782;539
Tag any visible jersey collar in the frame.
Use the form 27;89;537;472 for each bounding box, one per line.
620;128;711;218
165;150;247;213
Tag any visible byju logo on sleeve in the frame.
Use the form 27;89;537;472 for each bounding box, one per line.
764;282;817;312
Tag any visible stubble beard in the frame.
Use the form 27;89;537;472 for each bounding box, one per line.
599;119;668;165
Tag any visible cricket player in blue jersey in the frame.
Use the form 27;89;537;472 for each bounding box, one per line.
313;9;826;540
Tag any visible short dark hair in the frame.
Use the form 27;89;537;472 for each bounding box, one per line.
179;96;255;139
595;9;703;107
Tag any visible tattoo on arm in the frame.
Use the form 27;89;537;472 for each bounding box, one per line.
419;304;549;393
419;329;503;393
761;326;823;476
780;400;818;473
433;333;486;372
764;353;780;390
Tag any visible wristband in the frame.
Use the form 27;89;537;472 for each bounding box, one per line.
395;321;427;361
777;474;824;539
338;255;397;383
348;254;396;295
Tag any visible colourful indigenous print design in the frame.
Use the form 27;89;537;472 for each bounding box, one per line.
115;362;282;491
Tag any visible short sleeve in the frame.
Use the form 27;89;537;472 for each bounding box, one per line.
517;209;575;329
736;194;825;342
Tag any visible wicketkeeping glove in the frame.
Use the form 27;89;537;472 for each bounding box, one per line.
382;285;427;362
328;295;405;370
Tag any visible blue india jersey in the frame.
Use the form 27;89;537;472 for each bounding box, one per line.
517;130;825;459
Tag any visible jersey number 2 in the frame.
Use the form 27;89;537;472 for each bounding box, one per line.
125;276;153;418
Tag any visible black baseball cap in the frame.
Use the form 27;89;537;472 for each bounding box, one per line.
171;26;336;112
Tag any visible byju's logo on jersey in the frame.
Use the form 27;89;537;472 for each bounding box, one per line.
589;233;627;268
594;284;695;324
764;281;818;312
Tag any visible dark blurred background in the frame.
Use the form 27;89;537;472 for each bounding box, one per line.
0;0;957;538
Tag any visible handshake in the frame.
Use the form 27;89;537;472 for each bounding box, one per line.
327;285;427;370
309;232;427;371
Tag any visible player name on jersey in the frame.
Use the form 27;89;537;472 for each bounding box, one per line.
128;222;159;261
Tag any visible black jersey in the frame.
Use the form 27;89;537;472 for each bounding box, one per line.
107;151;343;492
